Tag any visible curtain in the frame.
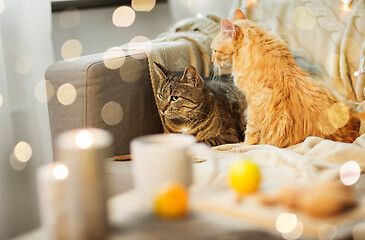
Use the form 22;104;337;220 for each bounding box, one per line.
0;0;54;238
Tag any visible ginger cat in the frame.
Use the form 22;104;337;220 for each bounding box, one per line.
211;9;360;148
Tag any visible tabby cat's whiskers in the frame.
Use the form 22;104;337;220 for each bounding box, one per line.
210;64;221;82
178;114;198;126
193;110;208;116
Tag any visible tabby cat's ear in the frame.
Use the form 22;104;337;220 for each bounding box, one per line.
221;18;236;38
233;9;246;21
154;62;170;78
182;65;199;86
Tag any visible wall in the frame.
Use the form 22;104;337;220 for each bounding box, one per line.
51;0;236;61
168;0;234;22
52;3;173;61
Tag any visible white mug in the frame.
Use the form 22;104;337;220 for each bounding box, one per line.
130;133;216;210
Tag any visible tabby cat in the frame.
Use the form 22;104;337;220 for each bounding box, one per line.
210;9;360;148
154;62;247;146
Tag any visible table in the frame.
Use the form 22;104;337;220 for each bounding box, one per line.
15;183;365;240
14;189;284;240
14;160;365;240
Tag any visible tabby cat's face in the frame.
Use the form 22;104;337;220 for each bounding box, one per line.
155;64;205;121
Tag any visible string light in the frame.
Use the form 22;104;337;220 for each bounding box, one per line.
341;0;352;10
354;57;365;77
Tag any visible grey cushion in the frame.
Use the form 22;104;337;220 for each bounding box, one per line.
46;51;164;156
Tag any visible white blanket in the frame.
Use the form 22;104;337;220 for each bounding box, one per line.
206;135;365;191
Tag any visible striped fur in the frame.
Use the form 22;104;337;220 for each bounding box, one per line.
154;63;247;146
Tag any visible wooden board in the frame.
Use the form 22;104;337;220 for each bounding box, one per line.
195;189;365;239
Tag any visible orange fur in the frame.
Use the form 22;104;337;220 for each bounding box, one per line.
211;9;360;148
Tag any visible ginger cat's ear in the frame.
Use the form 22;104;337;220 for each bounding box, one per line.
182;65;199;86
154;62;170;78
221;18;236;38
233;9;246;21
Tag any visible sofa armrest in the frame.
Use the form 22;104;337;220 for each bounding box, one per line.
45;51;164;156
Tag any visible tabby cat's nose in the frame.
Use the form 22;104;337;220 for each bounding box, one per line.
160;103;168;114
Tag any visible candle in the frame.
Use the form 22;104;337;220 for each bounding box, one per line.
56;128;113;240
37;162;70;240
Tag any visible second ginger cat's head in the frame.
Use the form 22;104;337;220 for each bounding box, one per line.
211;9;247;70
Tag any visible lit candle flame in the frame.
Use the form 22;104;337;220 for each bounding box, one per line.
53;164;69;180
75;130;94;149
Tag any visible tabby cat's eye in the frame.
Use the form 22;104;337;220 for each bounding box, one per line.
157;93;163;99
171;96;179;101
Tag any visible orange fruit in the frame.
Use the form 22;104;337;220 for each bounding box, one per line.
154;182;189;218
228;158;261;194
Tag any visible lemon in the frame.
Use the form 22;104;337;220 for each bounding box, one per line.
228;158;261;194
154;182;189;218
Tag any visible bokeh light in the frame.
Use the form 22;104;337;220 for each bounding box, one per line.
196;12;204;18
59;7;80;29
75;130;94;149
325;53;340;78
53;163;69;180
9;152;26;171
292;6;316;30
15;54;33;75
275;213;298;234
34;80;54;103
282;221;303;240
61;39;82;60
353;222;365;240
317;224;337;240
103;47;126;70
132;0;156;12
101;101;124;125
14;141;32;163
340;160;361;185
130;35;150;44
57;83;76;105
0;0;4;15
112;6;135;27
0;94;3;107
128;36;150;59
327;103;350;130
120;59;143;82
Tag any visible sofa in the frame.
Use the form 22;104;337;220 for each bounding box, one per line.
45;0;365;199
